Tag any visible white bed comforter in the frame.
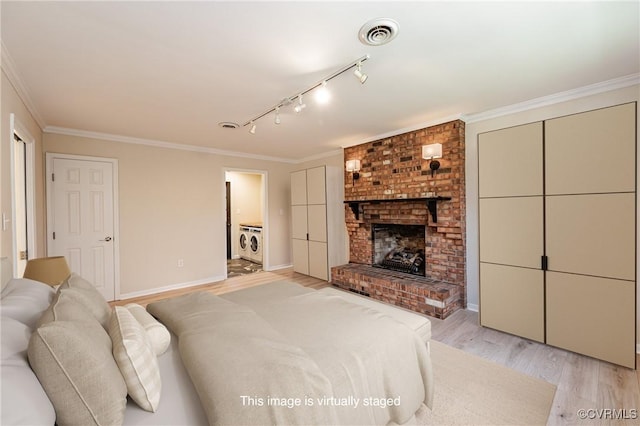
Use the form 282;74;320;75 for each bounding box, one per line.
147;289;433;425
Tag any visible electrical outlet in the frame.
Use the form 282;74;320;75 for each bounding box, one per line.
177;259;184;268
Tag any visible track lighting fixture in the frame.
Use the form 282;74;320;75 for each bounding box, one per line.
294;94;306;113
274;107;281;125
240;54;370;132
315;81;330;105
353;62;368;84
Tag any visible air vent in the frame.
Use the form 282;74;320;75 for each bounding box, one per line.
358;18;399;46
218;122;239;129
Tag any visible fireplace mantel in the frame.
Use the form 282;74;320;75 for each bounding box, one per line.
344;196;452;222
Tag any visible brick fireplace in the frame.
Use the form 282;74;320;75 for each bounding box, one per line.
331;120;466;319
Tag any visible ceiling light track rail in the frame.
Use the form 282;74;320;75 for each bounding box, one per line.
241;54;370;129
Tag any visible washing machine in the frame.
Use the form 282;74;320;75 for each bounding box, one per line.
238;226;251;261
248;227;263;265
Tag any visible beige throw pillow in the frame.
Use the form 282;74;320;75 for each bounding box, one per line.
58;273;111;329
125;303;171;355
28;319;127;426
109;306;161;412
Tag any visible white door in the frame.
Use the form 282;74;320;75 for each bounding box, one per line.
47;155;118;300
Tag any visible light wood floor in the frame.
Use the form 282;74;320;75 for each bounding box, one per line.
114;268;640;425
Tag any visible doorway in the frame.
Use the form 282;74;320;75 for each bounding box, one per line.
10;114;36;278
46;153;120;301
224;169;266;278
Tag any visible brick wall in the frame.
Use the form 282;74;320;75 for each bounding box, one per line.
343;120;466;299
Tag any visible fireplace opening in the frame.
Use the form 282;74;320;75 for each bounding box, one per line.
372;224;426;276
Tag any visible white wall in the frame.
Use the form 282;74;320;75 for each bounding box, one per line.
464;84;640;343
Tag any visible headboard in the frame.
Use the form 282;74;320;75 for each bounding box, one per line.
1;257;13;292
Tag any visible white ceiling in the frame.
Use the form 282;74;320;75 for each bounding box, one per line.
2;1;638;161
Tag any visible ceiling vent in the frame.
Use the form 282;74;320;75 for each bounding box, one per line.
358;18;399;46
218;122;239;129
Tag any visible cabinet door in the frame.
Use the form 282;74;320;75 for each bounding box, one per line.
545;103;636;195
307;205;327;243
306;166;326;205
291;205;308;240
309;241;328;281
291;170;307;205
546;272;635;369
480;263;544;342
292;239;309;275
478;122;543;198
479;197;543;269
546;193;635;281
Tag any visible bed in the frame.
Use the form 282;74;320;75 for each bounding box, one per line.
1;263;434;426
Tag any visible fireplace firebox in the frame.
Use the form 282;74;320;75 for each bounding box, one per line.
372;224;426;277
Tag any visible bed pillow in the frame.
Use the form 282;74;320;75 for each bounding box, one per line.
109;306;161;412
28;319;127;426
1;317;56;426
58;273;111;329
0;278;56;329
126;303;171;355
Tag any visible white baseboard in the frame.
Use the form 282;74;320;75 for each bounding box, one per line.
265;263;293;272
466;303;479;312
118;274;226;300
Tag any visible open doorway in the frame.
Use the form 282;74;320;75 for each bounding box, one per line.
224;169;266;278
10;114;36;278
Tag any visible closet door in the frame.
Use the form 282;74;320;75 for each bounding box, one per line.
545;103;636;368
479;122;545;342
291;171;309;274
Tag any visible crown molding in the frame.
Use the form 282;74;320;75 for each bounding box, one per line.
43;126;298;164
463;73;640;124
1;41;46;129
294;148;344;164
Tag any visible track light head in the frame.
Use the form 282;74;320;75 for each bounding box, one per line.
353;62;368;84
249;122;256;134
294;95;306;113
315;81;330;104
274;107;281;125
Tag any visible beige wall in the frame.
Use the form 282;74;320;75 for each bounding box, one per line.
465;84;640;344
1;70;45;273
43;132;294;297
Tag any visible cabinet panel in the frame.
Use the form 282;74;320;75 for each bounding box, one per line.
546;103;636;195
307;205;327;242
478;122;543;198
291;170;307;205
291;205;308;240
309;241;328;280
547;272;635;369
479;197;543;269
546;193;635;281
480;263;544;342
292;239;309;275
306;166;326;205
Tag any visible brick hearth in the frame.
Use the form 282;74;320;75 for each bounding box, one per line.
331;264;462;319
336;120;466;319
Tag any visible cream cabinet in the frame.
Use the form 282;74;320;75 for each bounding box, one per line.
479;103;636;368
291;166;346;281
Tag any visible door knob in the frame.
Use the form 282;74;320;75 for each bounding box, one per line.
100;236;112;242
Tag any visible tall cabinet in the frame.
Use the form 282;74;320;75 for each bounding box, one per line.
479;103;636;368
291;166;346;281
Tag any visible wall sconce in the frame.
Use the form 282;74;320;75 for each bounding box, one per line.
422;143;443;177
346;159;361;184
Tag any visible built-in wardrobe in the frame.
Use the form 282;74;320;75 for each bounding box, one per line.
291;165;345;281
478;103;636;368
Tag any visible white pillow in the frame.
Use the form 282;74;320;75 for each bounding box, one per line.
0;278;56;329
1;317;56;426
109;306;162;412
125;303;171;355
